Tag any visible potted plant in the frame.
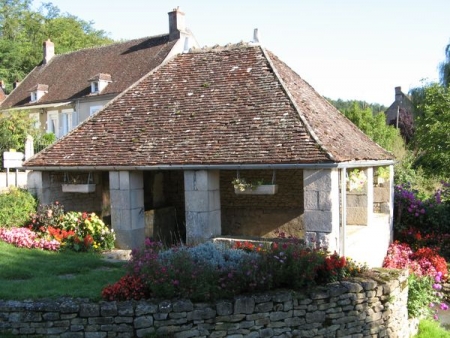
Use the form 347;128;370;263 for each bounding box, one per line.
346;169;367;192
376;167;390;186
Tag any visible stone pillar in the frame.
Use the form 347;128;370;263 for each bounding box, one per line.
303;169;339;252
184;170;221;245
27;171;52;204
109;171;144;249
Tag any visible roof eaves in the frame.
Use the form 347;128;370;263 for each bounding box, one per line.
260;47;335;162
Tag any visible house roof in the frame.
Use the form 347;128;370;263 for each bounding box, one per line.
385;87;415;125
24;44;393;169
0;35;177;109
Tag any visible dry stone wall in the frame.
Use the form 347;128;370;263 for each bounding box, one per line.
0;269;410;338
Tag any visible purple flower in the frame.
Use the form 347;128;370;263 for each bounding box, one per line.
435;274;442;283
433;283;443;291
440;303;449;311
434;314;439;321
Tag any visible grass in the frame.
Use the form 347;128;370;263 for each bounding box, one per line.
414;319;450;337
0;240;126;301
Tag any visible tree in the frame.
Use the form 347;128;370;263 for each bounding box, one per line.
339;101;402;152
413;83;450;178
440;43;450;88
0;0;113;93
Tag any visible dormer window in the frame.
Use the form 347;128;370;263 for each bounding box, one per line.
29;84;48;103
88;73;112;94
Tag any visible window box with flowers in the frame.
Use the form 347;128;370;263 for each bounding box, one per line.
62;172;96;193
232;178;278;195
346;169;367;192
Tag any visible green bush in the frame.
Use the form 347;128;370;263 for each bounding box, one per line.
0;188;36;228
407;274;442;319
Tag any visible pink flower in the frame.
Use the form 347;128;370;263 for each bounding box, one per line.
440;303;449;311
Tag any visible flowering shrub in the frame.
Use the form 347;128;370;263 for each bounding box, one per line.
102;275;149;301
412;247;448;278
0;201;115;252
408;272;447;320
0;227;60;250
383;242;447;279
103;239;366;302
57;212;115;252
383;241;448;319
28;201;65;232
394;183;450;235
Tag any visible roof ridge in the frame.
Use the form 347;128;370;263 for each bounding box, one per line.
189;41;258;53
51;34;170;58
260;47;335;162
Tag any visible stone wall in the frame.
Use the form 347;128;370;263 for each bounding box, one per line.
221;169;304;238
0;269;412;338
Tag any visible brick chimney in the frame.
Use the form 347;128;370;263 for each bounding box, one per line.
43;39;55;64
395;86;402;102
168;7;186;41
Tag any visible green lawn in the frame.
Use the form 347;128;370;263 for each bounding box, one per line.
415;319;450;338
0;240;126;301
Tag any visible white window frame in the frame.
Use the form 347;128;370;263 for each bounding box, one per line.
60;109;77;138
91;82;99;94
47;111;58;136
47;109;78;138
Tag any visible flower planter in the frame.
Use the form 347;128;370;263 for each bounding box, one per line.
234;184;278;195
62;184;96;193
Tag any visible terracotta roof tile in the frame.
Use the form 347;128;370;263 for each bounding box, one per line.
1;35;176;108
24;45;393;168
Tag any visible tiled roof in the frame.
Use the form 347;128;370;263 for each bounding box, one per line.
0;35;177;109
24;45;393;168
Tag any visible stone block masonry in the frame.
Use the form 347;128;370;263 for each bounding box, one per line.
0;269;413;337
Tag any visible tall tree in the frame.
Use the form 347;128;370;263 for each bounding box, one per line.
414;83;450;178
440;43;450;88
0;0;113;93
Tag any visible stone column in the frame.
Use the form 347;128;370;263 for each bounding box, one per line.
184;170;221;245
27;171;52;204
109;171;144;249
303;168;340;252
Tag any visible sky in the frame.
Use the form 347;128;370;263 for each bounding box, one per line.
31;0;450;106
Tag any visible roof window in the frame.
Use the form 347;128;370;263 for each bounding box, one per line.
88;73;112;94
29;84;48;103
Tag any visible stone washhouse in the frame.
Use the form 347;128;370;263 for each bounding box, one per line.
24;43;395;267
